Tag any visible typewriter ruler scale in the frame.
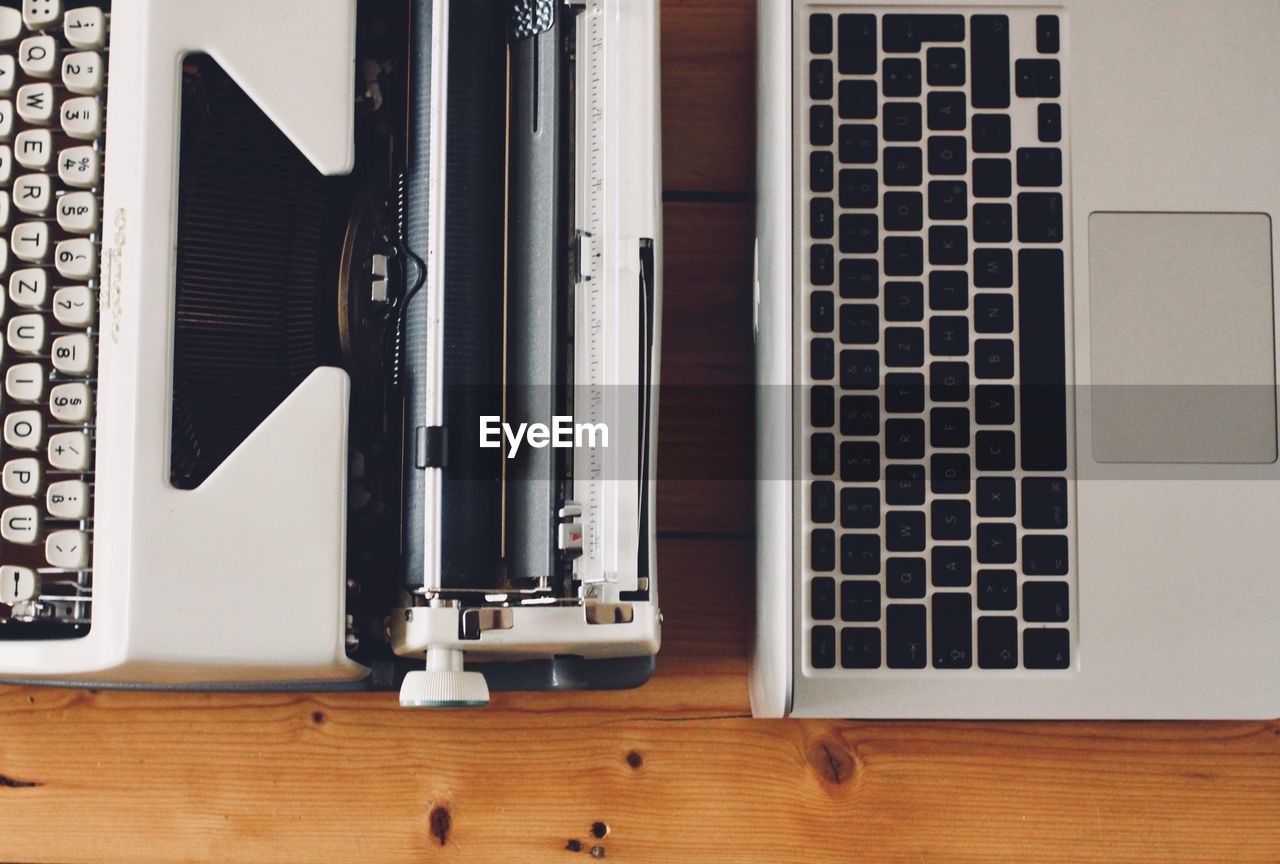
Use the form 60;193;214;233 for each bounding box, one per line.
572;0;619;590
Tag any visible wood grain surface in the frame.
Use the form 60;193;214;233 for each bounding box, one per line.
1;2;1277;862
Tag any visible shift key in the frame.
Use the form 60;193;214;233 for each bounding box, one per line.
971;15;1010;109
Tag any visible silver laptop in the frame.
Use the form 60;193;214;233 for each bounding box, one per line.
753;0;1280;718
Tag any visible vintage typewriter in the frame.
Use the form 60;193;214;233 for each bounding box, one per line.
0;0;662;707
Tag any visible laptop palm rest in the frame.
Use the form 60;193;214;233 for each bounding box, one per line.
1088;212;1277;464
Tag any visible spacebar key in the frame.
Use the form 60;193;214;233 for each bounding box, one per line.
1018;249;1068;471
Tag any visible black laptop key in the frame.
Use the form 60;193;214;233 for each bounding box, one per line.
839;80;878;120
974;293;1014;334
840;303;879;344
1018;249;1068;470
841;440;881;483
885;464;926;506
885;327;925;368
926;47;966;87
932;593;972;668
886;510;926;553
811;337;834;380
811;432;835;476
1017;148;1063;187
884;236;924;276
810;105;833;147
838;13;877;75
812;529;836;572
970;15;1010;109
927;92;966;131
811;576;836;619
811;151;833;192
811;13;833;54
977;476;1016;518
931;545;971;587
973;204;1013;244
973;158;1012;198
841;394;880;437
1015;59;1061;98
975;384;1015;425
1036;15;1060;54
929;226;968;266
929;270;968;311
810;243;834;286
883;13;964;53
1024;581;1070;623
977;570;1017;611
976;430;1016;471
842;580;882;622
840;349;879;391
839;124;878;165
885;418;925;459
975;338;1014;380
811;479;836;524
882;58;921;97
886;604;928;669
885;281;924;321
884;191;923;232
978;616;1018;668
841;487;880;529
929;315;968;357
1038;103;1062;142
840;258;878;299
929;361;969;402
972;114;1011;153
932;500;971;541
928;180;967;220
887;557;927;599
1022;534;1069;575
883;102;922;142
811;198;834;240
928;136;967;176
811;384;835;428
977;522;1017;564
811;59;833;101
1024;628;1070;669
884;373;925;414
842;627;882;669
811;625;836;669
1018;193;1063;244
930;407;970;449
841;532;881;575
1022;477;1068;529
973;248;1013;287
839;169;878;209
883;147;923;187
840;214;879;254
930;452;971;495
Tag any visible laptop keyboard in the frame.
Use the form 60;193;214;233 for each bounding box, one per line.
800;9;1075;673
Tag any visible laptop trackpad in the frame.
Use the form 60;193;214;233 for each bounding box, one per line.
1089;212;1277;464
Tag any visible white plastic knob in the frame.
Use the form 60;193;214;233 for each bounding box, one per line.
398;647;489;708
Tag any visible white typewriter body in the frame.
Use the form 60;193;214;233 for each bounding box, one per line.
0;0;662;694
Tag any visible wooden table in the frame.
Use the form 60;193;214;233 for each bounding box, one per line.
2;2;1278;861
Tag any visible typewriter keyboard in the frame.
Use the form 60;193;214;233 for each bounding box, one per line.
801;9;1075;673
0;2;107;630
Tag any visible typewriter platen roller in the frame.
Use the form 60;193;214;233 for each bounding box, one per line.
0;0;661;704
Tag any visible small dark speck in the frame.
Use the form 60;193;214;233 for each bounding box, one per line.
591;822;608;839
625;750;643;769
565;839;583;852
311;710;326;725
0;774;40;789
590;846;606;859
429;805;451;846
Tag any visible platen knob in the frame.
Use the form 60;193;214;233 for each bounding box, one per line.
398;647;490;708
